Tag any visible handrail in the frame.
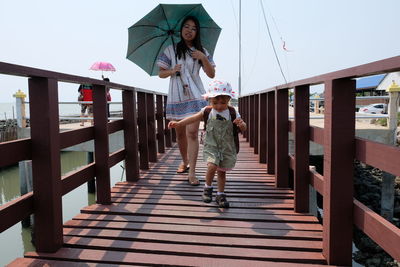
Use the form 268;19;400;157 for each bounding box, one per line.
0;61;166;96
0;61;173;253
239;55;400;265
241;55;400;96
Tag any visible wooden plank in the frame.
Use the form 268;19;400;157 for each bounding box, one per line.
25;247;331;267
78;205;319;224
63;236;326;263
109;197;294;209
164;95;172;147
111;185;292;194
294;85;310;212
108;148;125;168
7;258;110;267
355;137;400;177
156;94;165;153
59;127;93;149
29;77;63;252
111;193;293;203
146;93;157;162
61;163;95;195
275;88;288;186
310;126;324;145
254;94;259;154
122;89;140;181
107;119;123;134
322;78;355;265
92;84;111;205
72;213;323;231
82;201;300;217
353;200;400;261
137;91;149;169
64;227;323;251
258;93;267;163
0;192;34;233
0;138;31;168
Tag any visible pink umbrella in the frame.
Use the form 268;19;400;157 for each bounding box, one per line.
89;61;116;78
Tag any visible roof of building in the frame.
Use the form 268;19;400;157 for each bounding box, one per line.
356;74;386;90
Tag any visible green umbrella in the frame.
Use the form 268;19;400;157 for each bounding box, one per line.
126;4;221;76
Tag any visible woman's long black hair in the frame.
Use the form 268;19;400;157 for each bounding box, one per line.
176;16;205;61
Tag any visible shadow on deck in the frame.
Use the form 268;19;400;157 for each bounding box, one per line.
9;138;330;266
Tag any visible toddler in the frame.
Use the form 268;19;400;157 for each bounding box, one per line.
169;80;246;208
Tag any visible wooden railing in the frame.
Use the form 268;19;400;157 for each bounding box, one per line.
239;55;400;265
0;61;174;252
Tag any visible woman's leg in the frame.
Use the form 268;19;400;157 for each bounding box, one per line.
175;124;189;167
186;121;200;183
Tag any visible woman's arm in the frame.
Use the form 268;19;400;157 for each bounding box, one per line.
168;111;203;128
158;64;182;79
191;50;215;78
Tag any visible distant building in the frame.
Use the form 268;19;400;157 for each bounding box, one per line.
356;72;400;96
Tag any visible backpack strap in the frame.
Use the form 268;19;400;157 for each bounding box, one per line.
203;106;212;131
228;106;240;154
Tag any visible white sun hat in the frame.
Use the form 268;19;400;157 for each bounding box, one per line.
202;80;237;99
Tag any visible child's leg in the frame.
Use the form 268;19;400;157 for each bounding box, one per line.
216;170;226;193
205;163;217;186
202;163;217;203
216;170;229;208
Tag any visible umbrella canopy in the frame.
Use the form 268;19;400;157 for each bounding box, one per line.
126;4;221;76
89;61;116;72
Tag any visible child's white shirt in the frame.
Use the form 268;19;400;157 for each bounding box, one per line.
200;106;241;120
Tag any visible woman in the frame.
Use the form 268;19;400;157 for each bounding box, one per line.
157;16;216;185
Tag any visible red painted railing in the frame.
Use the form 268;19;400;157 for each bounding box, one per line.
239;55;400;265
0;61;173;252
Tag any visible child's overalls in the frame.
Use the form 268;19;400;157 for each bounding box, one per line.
203;113;237;171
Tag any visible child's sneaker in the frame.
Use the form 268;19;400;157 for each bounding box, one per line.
202;187;213;203
215;194;230;208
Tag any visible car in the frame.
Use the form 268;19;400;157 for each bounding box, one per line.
359;103;387;114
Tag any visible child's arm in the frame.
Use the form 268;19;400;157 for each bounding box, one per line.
168;111;203;128
233;117;247;132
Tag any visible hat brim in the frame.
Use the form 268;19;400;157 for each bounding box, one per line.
202;92;236;99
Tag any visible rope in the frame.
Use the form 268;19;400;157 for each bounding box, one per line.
259;0;288;84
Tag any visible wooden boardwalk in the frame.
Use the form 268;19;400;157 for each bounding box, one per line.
9;138;331;266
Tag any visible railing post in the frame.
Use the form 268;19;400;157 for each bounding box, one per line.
294;85;310;212
259;93;267;163
249;95;256;148
137;92;149;169
92;84;111;204
28;77;62;252
146;93;157;162
254;94;259;154
156;95;165;153
275;88;289;187
266;91;275;174
323;78;355;265
123;89;139;181
245;96;249;141
164;95;172;147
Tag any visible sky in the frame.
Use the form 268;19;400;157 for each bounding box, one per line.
1;0;400;104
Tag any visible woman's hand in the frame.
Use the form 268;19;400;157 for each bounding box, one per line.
233;118;247;132
173;64;182;73
159;64;182;78
168;121;180;129
191;50;206;61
